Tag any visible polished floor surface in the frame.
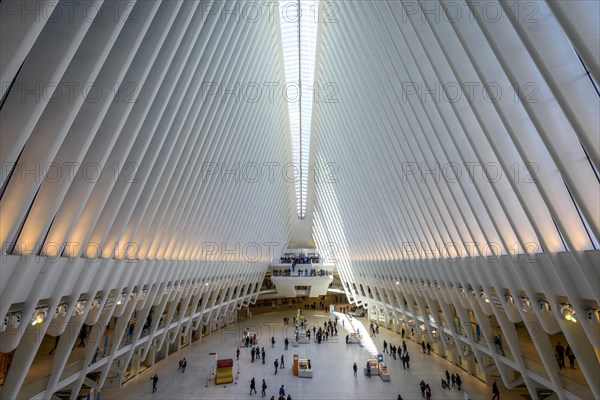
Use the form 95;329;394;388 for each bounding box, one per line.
102;310;527;400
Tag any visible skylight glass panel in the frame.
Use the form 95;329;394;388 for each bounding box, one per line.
279;0;319;219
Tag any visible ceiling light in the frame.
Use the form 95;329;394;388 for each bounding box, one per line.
31;309;47;326
520;296;531;312
10;313;21;327
56;304;68;317
586;308;599;324
117;292;128;305
480;290;490;303
539;299;551;313
560;303;577;323
75;301;86;315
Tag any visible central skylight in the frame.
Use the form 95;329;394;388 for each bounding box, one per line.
279;0;319;219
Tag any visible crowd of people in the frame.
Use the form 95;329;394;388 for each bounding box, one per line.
245;320;298;399
382;339;411;368
279;254;320;264
369;321;380;336
143;308;517;399
437;369;462;391
373;325;464;400
421;340;433;355
271;268;330;277
555;341;576;370
243;328;258;347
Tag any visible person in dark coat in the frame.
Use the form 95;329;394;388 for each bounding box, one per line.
492;379;500;400
250;377;257;395
566;345;576;369
150;374;158;392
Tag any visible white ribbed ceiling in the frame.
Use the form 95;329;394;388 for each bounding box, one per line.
0;0;598;265
0;0;294;261
311;0;599;263
1;2;600;398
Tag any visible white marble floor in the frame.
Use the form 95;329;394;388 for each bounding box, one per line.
102;310;527;400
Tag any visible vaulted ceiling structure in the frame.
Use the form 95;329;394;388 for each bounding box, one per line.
0;1;599;399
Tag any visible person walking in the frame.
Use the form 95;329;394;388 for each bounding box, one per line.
237;347;240;360
421;340;426;353
261;379;267;397
178;359;183;372
353;362;357;377
445;370;450;387
78;325;87;347
566;345;576;369
280;354;285;369
284;337;289;350
182;358;187;373
251;348;255;363
271;336;275;348
279;385;286;397
150;374;158;393
366;361;371;377
555;342;566;369
383;340;388;353
250;377;257;395
274;359;279;374
426;342;431;355
456;374;462;390
425;384;432;400
494;335;505;356
492;379;500;400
